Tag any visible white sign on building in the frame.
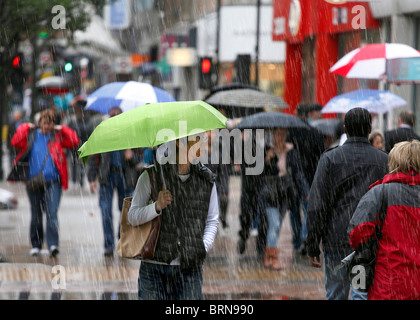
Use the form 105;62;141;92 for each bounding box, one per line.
196;5;285;63
219;6;285;63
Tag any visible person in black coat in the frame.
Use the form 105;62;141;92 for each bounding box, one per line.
307;107;388;300
287;103;325;254
384;110;420;153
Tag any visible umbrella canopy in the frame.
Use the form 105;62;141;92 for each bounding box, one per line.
204;84;289;118
329;43;420;79
310;118;342;137
85;81;176;114
235;111;306;130
78;101;227;164
36;76;69;88
322;89;407;114
206;88;289;110
36;76;70;94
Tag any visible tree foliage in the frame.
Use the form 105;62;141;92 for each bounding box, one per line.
0;0;104;120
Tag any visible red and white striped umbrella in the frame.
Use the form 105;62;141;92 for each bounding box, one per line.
329;43;420;79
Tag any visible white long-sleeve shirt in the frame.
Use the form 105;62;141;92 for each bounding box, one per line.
128;169;219;265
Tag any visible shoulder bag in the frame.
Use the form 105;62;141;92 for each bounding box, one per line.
26;141;50;192
116;166;162;260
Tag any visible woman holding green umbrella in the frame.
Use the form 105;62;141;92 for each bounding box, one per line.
78;101;227;299
128;136;219;300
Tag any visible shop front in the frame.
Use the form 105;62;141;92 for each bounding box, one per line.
272;0;380;115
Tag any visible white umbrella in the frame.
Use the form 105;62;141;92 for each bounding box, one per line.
322;89;407;114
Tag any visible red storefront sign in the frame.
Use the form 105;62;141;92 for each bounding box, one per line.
273;0;379;43
272;0;379;114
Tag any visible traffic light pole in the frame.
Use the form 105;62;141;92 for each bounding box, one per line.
216;0;221;85
255;0;261;87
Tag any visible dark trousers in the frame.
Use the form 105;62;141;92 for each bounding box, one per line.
238;187;267;257
138;262;203;300
99;171;127;250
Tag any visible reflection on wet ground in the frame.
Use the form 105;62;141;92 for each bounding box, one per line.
0;177;325;300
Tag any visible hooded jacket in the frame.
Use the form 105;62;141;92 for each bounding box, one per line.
10;122;80;190
348;171;420;300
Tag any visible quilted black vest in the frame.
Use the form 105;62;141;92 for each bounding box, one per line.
152;162;215;267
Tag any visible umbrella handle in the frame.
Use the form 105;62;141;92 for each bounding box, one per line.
160;168;167;190
154;158;167;190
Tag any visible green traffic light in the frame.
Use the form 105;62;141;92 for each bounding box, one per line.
64;62;73;72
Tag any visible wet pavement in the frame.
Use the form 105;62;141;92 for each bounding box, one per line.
0;175;326;300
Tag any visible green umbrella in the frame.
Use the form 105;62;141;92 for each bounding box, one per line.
78;100;228;164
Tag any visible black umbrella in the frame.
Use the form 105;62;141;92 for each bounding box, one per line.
204;83;289;118
235;111;306;129
309;119;342;137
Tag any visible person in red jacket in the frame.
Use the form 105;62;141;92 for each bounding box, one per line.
348;139;420;300
10;109;80;257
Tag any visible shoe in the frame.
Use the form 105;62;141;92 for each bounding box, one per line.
263;246;272;268
264;247;283;270
50;246;59;257
298;242;307;256
237;238;246;254
104;248;114;257
220;219;229;229
250;228;258;237
30;248;40;256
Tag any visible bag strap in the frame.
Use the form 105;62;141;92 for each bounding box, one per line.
38;136;51;172
40;148;50;171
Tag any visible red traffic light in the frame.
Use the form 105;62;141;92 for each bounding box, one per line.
12;56;21;68
201;58;211;74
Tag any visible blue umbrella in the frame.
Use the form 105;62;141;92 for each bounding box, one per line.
322;89;407;114
85;81;176;114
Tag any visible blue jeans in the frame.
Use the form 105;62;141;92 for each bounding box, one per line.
27;180;62;249
138;262;203;300
99;171;127;250
265;204;287;248
323;250;367;300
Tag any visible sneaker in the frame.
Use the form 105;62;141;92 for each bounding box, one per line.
30;248;40;256
250;228;258;237
104;248;114;257
50;246;59;257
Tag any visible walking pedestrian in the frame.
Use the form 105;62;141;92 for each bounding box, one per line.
287;103;325;254
368;130;384;151
128;136;219;300
87;106;143;257
66;104;93;188
204;130;232;229
9;108;80;257
306;107;388;300
236;129;266;257
260;127;309;270
384;110;420;153
7;108;25;170
348;139;420;300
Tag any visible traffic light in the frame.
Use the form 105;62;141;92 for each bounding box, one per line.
12;55;21;68
10;53;24;87
64;62;73;72
199;56;216;89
